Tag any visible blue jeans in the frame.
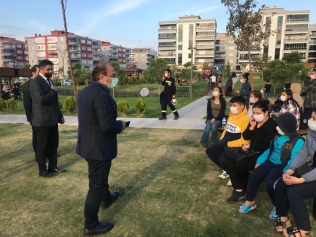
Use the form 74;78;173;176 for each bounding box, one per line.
264;93;270;100
200;120;221;145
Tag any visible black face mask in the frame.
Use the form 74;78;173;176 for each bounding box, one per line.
45;73;53;79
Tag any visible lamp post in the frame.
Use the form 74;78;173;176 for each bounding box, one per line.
188;47;196;99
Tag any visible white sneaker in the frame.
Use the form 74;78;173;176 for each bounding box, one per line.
218;170;229;179
227;179;232;187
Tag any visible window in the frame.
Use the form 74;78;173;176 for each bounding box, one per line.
196;31;215;37
196;22;215;28
82;53;86;57
285;24;308;31
48;37;57;42
159;33;176;39
36;38;45;43
178;24;183;43
87;47;92;51
37;52;46;57
284;43;307;50
81;59;87;64
81;39;86;44
54;65;59;71
37;45;45;50
48;52;58;57
17;50;22;54
16;44;22;48
49;58;58;64
87;40;91;44
178;45;182;50
178;53;182;65
48;44;57;50
81;46;86;50
158;42;176;47
229;53;234;56
17;56;23;60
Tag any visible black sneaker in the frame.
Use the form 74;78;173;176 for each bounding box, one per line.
227;190;245;203
174;115;180;120
158;117;167;120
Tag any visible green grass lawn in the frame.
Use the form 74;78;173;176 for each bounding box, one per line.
1;124;315;237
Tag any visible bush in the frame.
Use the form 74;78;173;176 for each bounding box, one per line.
58;98;63;109
65;96;76;113
135;99;146;116
117;100;129;116
7;98;17;112
53;80;61;86
0;98;6;111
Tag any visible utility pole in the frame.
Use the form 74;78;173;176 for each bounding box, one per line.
60;0;78;111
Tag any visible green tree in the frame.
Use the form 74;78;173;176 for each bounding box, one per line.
73;62;82;70
223;62;231;80
282;51;308;82
252;53;271;87
221;0;272;90
110;61;126;85
143;58;168;87
264;59;288;94
23;64;31;69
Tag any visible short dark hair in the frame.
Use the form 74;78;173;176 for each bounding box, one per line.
252;100;270;113
242;73;249;81
31;64;39;73
165;68;171;75
312;108;316;113
251;90;263;100
91;63;108;81
266;79;270;83
39;60;53;68
231;72;236;77
230;96;245;105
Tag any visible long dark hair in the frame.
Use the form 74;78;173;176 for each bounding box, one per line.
251;90;263;101
212;86;224;101
252;100;270;113
282;89;300;108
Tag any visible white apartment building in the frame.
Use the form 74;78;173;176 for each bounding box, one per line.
308;24;316;63
214;33;238;71
131;48;156;69
158;15;216;68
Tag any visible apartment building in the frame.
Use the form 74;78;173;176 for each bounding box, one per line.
308;24;316;63
100;41;128;69
0;37;27;67
158;15;216;68
214;33;238;71
131;48;156;69
25;30;101;79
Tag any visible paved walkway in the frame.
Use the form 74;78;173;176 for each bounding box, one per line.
0;96;211;130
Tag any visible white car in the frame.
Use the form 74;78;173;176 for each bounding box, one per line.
61;80;71;86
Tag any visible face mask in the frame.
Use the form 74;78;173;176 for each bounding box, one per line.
276;126;285;135
212;91;219;97
311;74;316;80
230;106;239;115
308;120;316;131
249;97;256;104
253;114;265;122
240;79;244;83
164;73;168;77
280;95;287;102
45;73;53;79
108;77;118;88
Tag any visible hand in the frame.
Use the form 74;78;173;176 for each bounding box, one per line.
210;118;215;123
249;116;257;128
283;176;305;185
242;144;250;151
235;90;240;93
254;164;259;169
162;75;166;81
27;121;31;125
172;95;176;99
51;85;56;90
121;121;126;131
60;117;65;124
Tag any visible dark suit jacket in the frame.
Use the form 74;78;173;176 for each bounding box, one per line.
76;82;123;161
22;80;32;121
29;74;63;126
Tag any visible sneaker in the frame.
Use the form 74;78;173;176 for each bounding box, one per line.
227;179;232;187
227;190;245;203
218;170;229;179
269;209;278;220
174;115;180;120
158;117;167;120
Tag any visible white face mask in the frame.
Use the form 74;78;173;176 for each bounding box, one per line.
230;106;239;115
308;120;316;131
164;73;168;77
107;77;118;88
276;126;285;135
280;95;287;102
249;97;256;104
240;79;244;84
212;91;219;97
311;74;316;80
253;114;265;122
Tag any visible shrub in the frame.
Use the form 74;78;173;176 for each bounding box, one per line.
0;98;6;111
58;98;63;109
7;98;17;112
117;100;129;116
53;80;61;86
65;96;76;113
135;99;146;116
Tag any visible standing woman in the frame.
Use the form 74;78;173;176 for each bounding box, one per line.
303;68;316;120
278;89;301;130
236;73;251;109
200;86;226;148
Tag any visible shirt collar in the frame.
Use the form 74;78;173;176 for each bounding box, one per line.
39;73;48;80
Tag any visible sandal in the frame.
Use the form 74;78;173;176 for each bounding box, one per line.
275;217;291;232
238;203;257;213
283;227;309;237
269;209;278;220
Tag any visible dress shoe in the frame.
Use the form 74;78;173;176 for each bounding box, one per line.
100;192;119;210
83;222;114;237
48;168;66;173
158;117;167;120
39;170;52;178
174;115;180;120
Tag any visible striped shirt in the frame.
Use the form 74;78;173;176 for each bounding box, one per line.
279;100;300;130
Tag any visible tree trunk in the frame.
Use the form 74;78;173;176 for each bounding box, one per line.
60;0;78;112
274;84;276;96
247;47;253;90
261;70;264;89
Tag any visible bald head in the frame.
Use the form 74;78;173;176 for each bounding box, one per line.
91;63;115;82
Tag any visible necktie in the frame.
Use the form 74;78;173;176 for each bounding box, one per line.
47;79;51;86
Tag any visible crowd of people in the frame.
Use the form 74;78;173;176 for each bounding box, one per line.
201;69;316;237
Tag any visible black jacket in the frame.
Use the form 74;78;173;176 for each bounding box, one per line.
206;97;226;121
76;82;123;161
29;74;63;126
22;80;32;121
162;76;176;97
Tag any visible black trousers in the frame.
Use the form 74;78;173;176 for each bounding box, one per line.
161;96;178;118
206;139;230;170
275;178;316;231
32;126;37;155
245;160;283;202
33;125;59;173
84;159;112;229
225;153;260;191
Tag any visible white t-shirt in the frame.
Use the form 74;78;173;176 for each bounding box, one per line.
211;76;216;83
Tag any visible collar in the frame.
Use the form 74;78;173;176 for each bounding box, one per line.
39;73;48;80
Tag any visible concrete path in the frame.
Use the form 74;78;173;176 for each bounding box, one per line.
0;96;211;130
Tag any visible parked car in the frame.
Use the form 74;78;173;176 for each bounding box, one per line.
61;79;71;86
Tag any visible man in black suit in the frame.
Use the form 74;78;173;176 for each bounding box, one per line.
30;60;65;178
77;63;127;236
22;65;39;154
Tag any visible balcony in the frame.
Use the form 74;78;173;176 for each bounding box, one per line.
196;45;214;49
158;28;176;33
158;46;176;50
3;44;15;49
4;58;16;62
284;38;308;42
70;54;80;59
68;40;79;45
69;47;80;52
195;53;214;58
310;41;316;45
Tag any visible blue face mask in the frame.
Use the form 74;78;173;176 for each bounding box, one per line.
108;78;118;88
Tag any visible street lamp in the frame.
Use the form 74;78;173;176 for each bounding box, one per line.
188;47;196;99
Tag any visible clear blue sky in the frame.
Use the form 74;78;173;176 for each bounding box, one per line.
0;0;315;50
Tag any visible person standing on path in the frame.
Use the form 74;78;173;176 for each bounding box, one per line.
77;63;127;236
303;68;316;120
22;64;39;155
262;80;272;100
30;60;65;178
159;68;179;120
236;73;251;109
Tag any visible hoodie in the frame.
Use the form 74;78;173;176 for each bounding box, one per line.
220;107;250;147
290;83;303;107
